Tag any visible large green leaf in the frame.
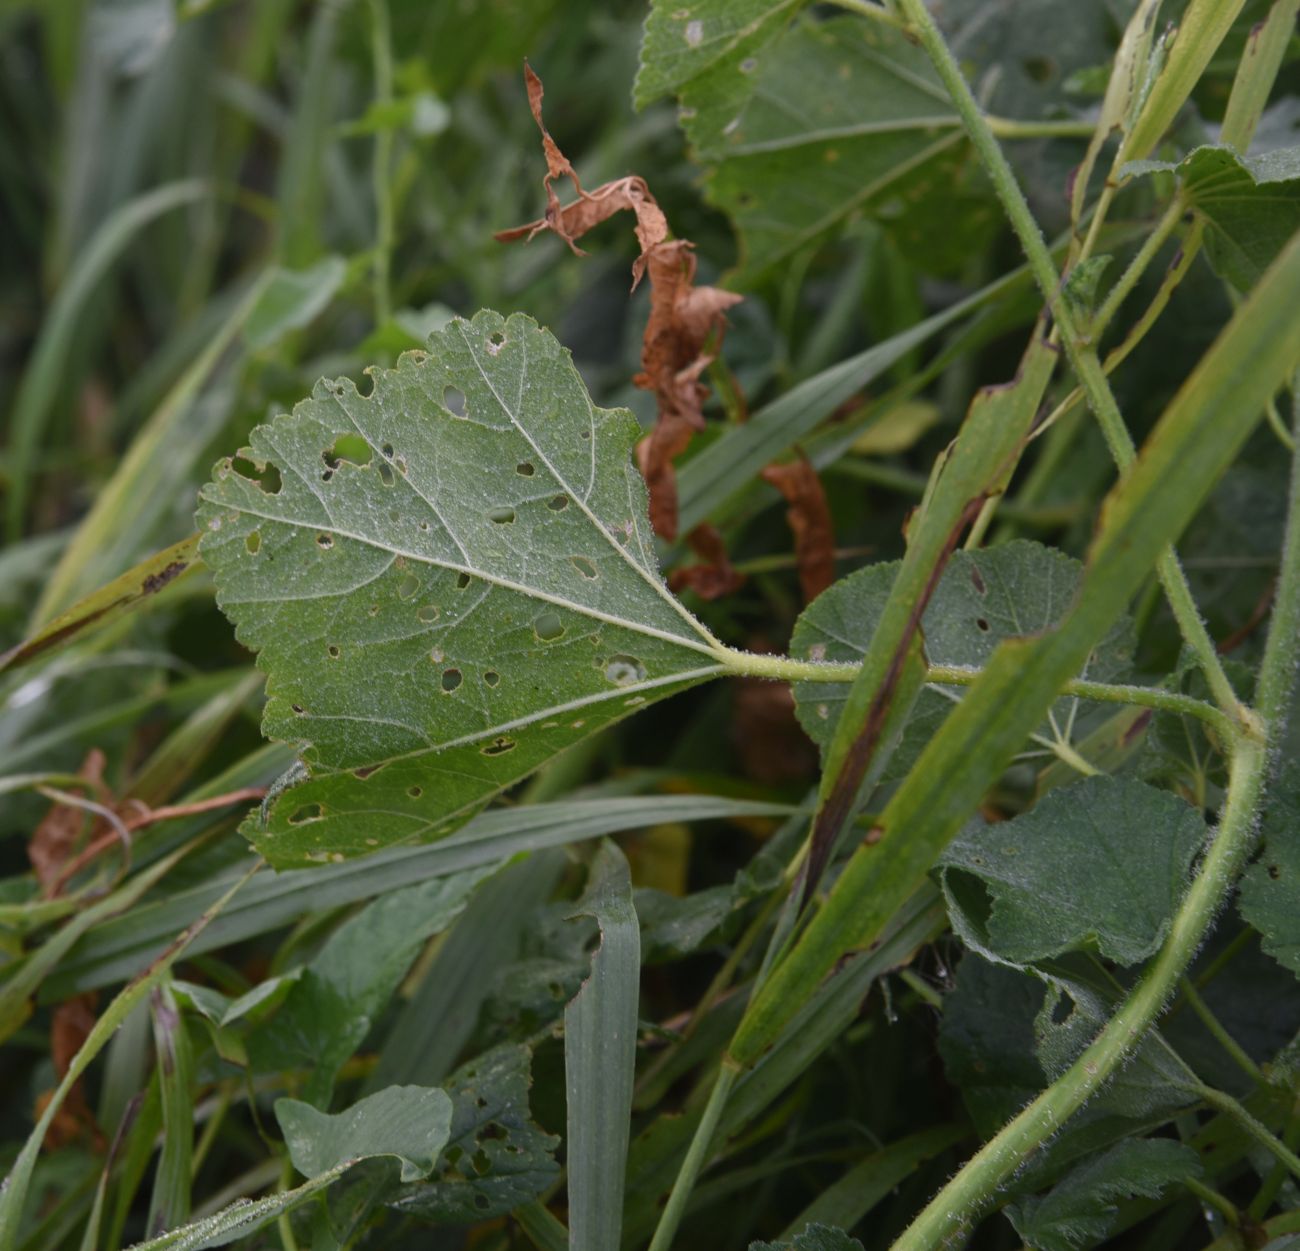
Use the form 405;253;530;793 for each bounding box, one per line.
197;310;726;868
791;541;1134;779
675;15;996;279
1238;763;1300;974
1124;144;1300;290
939;777;1208;967
1006;1139;1201;1251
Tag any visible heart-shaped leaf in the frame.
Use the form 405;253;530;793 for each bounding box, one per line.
198;311;725;868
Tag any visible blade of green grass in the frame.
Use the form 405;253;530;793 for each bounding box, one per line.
46;795;800;996
0;860;260;1251
5;180;209;543
565;841;640;1251
145;982;195;1239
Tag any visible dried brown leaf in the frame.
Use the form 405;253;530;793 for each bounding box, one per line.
668;524;747;600
761;457;837;603
496;64;742;539
28;749;107;897
39;992;102;1150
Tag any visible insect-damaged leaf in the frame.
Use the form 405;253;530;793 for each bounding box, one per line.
939;777;1208;967
198;311;725;869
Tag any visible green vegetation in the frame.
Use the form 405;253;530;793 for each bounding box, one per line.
2;2;1300;1249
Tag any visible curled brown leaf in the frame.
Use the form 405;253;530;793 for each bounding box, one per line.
761;456;837;603
496;64;741;539
668;523;747;601
28;749;108;897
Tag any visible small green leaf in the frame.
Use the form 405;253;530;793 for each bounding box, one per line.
1006;1139;1201;1251
750;1223;865;1251
1123;145;1300;290
390;1043;560;1222
275;1085;453;1184
792;541;1134;779
939;777;1208;967
198;311;724;868
1239;762;1300;974
250;867;492;1104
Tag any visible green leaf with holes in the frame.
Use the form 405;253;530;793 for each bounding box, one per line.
1238;762;1300;975
1123;145;1300;291
939;777;1208;967
791;541;1135;783
669;14;998;279
197;310;725;868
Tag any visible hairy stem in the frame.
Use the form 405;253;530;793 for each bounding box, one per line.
892;0;1247;728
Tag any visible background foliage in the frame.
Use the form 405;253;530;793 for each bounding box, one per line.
2;1;1300;1249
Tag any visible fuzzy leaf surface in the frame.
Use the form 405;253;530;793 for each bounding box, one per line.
1125;144;1300;290
1239;763;1300;974
1006;1139;1201;1251
791;541;1135;780
677;16;996;279
198;310;723;868
939;777;1208;966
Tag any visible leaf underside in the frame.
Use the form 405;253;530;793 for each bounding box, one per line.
198;310;721;868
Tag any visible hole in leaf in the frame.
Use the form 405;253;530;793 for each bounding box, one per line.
354;763;382;779
534;611;565;642
1269;864;1282;879
548;494;569;512
408;785;423;798
487;331;506;355
456;572;472;590
418;603;440;623
975;618;990;632
484;670;500;687
1050;995;1074;1025
442;668;463;692
378;462;395;486
398;575;420;600
1022;55;1055;83
516;461;535;476
445;1146;463;1167
288;804;323;825
474;1194;490;1211
443;386;467;416
382;442;394;458
604;655;646;686
245;531;261;554
321;469;333;481
487;506;516;525
291;704;306;715
327;644;340;659
323;433;371;468
472;1149;491;1175
579;429;590;440
395;456;408;475
481;738;516;756
316;533;334;549
571;556;597;579
231;456;282;494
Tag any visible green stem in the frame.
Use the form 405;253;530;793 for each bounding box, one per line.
1183;1177;1241;1228
1192;1083;1300;1184
1091;195;1187;339
1178;977;1266;1086
717;647;1233;737
646;1061;740;1251
892;0;1248;730
893;737;1269;1251
514;1200;569;1251
367;0;394;326
1249;1092;1300;1220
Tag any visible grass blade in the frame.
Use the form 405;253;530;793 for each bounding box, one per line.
565;841;640;1251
